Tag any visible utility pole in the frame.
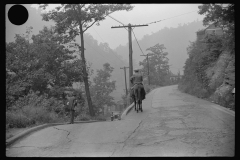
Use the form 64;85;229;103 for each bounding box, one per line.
120;66;129;97
128;24;133;90
141;53;154;85
111;24;148;90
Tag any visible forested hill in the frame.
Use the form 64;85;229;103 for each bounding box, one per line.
73;33;129;102
114;20;204;74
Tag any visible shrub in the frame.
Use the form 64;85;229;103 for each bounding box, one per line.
93;115;107;121
75;114;91;121
33;108;54;124
210;87;235;110
6;111;34;128
7;105;63;129
6;88;91;129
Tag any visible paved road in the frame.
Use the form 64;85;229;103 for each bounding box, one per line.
6;85;235;157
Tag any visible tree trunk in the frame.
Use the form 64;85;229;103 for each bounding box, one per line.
75;4;95;117
79;27;95;117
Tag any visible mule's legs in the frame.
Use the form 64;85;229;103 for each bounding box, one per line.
134;88;138;112
137;87;142;113
136;100;139;113
139;98;142;112
140;86;143;112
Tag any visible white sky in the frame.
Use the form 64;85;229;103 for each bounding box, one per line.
6;4;205;49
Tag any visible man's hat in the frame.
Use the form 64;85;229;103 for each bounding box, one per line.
134;69;140;72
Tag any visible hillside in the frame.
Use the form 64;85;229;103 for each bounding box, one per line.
178;4;235;110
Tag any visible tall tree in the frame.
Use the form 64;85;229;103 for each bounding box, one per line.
139;44;170;86
40;4;133;116
90;63;116;115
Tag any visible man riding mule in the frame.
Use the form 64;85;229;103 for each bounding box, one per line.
130;69;146;101
130;69;146;112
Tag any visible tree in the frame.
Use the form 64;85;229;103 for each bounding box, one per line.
120;91;128;109
90;63;116;115
198;4;234;28
139;44;170;86
31;27;83;90
6;27;39;108
6;26;86;108
40;4;133;116
198;4;234;52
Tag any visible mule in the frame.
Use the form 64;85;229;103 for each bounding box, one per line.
133;83;143;113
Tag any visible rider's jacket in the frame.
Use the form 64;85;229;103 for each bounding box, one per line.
130;73;143;85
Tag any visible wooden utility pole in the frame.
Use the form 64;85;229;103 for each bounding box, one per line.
141;53;154;85
120;66;129;97
128;24;133;90
111;24;148;90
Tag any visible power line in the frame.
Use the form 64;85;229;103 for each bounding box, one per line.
108;10;198;27
92;26;105;43
107;15;125;25
132;29;145;56
107;15;146;57
109;17;147;56
108;10;198;58
84;40;127;70
91;25;128;65
107;15;128;31
107;15;149;71
129;10;198;57
146;10;198;25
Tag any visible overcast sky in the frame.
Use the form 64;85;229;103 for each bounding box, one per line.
6;4;205;50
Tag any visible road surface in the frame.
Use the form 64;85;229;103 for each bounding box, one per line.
6;85;235;157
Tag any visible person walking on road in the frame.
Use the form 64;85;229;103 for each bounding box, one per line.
66;92;77;124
